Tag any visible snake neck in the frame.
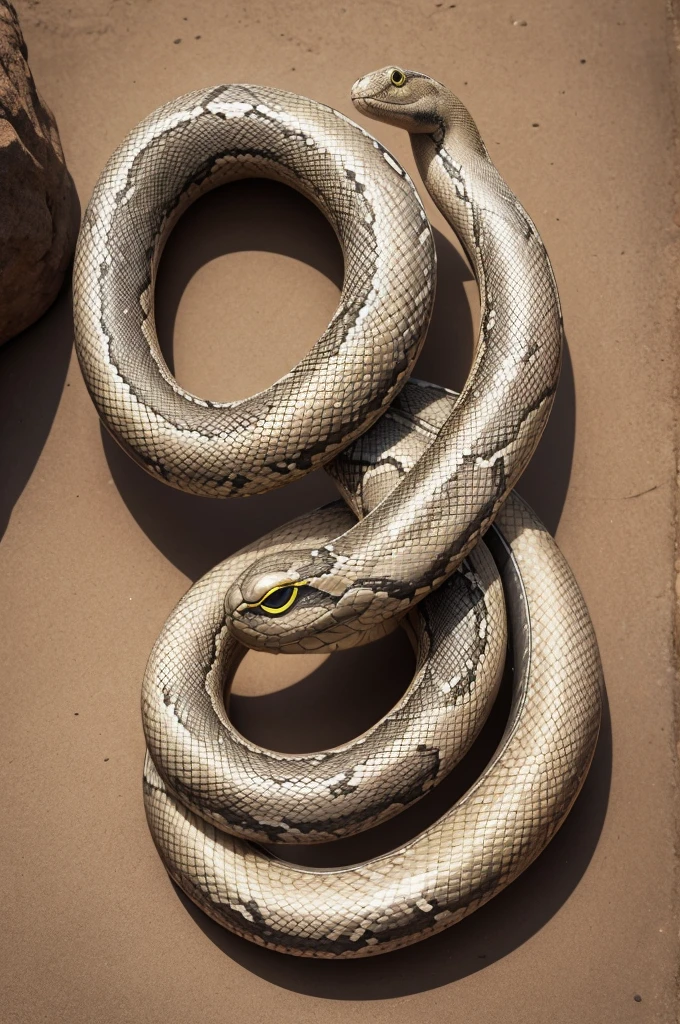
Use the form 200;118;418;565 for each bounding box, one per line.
410;122;517;366
306;111;564;628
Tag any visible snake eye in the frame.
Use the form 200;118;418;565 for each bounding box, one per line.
251;582;308;616
390;68;407;87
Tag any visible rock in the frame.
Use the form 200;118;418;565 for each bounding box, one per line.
0;1;79;344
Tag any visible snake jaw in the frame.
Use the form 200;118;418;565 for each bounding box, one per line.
226;572;413;653
227;593;398;653
227;597;364;653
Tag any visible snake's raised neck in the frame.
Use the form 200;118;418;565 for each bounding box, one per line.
227;66;563;653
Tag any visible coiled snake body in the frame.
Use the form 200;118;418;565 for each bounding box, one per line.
73;67;603;957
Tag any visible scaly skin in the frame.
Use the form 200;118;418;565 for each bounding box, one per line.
74;67;601;956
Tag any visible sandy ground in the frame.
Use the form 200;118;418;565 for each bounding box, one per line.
1;0;679;1021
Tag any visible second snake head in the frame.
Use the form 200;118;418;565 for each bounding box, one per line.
225;549;403;654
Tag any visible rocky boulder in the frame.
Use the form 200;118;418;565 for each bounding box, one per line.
0;1;79;344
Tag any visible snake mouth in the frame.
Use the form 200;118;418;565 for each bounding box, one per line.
350;74;378;102
349;91;380;118
350;74;396;111
350;91;398;125
350;79;416;122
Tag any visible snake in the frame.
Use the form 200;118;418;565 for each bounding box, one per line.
73;66;603;957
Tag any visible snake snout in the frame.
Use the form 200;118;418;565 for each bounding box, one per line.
224;582;244;616
350;72;379;102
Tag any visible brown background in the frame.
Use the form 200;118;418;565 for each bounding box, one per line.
2;0;679;1021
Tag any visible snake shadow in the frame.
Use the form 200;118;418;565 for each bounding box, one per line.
0;277;76;543
101;178;600;994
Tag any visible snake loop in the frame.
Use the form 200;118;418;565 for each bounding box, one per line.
74;67;603;957
73;82;435;496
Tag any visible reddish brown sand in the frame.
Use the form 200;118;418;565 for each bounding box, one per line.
2;1;678;1021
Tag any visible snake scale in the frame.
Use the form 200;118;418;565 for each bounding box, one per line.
73;67;603;957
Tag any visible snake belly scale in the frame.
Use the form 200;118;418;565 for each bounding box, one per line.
73;66;603;957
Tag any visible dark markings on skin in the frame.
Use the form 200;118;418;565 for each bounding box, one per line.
417;572;489;711
345;168;366;193
309;375;555;602
373;134;405;163
322;746;441;806
186;742;445;839
432;138;463;185
523;342;540;363
289;548;340;581
359;129;410;178
368;454;409;474
431;140;484;283
328;774;360;798
169;835;458;954
257;362;416;476
412;110;447;139
349;575;420;601
230;473;251;490
225;749;442;837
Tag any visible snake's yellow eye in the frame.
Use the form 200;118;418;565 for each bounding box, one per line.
260;585;298;615
390;68;407;88
248;582;308;616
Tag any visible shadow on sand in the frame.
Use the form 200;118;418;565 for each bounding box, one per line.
0;280;76;542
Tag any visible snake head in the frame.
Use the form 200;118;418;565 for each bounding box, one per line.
351;66;446;134
225;550;404;654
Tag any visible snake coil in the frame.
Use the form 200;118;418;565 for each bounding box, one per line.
73;67;603;958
